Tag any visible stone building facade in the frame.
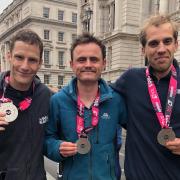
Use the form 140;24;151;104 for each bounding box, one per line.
0;0;77;88
78;0;180;82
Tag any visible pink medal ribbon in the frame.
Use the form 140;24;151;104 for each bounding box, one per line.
0;76;33;111
146;65;177;128
76;92;100;137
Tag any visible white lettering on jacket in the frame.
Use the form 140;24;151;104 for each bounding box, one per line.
39;115;48;124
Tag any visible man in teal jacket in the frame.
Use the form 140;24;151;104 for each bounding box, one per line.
44;33;126;180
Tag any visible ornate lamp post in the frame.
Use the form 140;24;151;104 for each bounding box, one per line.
85;7;93;32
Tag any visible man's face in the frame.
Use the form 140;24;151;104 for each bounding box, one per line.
70;43;106;84
142;23;178;76
8;41;42;91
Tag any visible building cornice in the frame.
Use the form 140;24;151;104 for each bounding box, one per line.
102;32;139;43
45;0;77;6
0;16;77;41
0;0;26;21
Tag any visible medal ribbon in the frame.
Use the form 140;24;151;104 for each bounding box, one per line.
76;92;100;136
146;65;177;128
0;76;34;111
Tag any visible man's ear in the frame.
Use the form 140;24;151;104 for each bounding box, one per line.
142;47;145;55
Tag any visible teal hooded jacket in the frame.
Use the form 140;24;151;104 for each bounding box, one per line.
44;78;126;180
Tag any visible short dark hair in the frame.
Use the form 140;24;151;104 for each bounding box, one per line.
10;29;43;59
139;14;178;47
70;33;106;60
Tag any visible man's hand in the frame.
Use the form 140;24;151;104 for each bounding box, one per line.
0;112;9;131
165;138;180;155
59;141;77;157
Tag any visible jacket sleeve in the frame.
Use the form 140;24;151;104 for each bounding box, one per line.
110;69;129;96
44;94;64;162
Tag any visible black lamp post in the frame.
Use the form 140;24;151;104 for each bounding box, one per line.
85;7;93;32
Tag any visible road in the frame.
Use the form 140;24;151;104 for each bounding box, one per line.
45;129;126;180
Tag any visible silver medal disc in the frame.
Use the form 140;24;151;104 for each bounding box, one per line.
157;128;176;146
76;138;91;154
0;102;18;122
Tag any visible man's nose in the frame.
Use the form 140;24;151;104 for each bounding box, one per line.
84;59;92;66
21;59;29;69
157;42;166;53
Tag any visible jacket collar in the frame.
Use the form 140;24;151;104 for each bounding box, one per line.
66;78;113;103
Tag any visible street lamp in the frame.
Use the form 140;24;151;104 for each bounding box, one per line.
85;7;93;32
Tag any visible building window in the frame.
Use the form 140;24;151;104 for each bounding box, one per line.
58;32;64;42
58;51;64;67
44;75;50;84
58;75;64;86
72;13;77;23
72;34;77;43
43;7;50;18
44;30;50;40
58;10;64;21
44;50;50;65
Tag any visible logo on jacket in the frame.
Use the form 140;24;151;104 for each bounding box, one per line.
177;89;180;94
39;115;48;124
101;113;110;120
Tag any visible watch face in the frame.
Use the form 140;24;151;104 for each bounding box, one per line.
0;102;18;122
76;138;91;154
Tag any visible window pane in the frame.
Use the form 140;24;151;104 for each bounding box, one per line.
44;75;50;84
44;30;49;40
58;76;64;85
72;34;77;43
44;50;50;64
72;13;77;23
58;10;64;21
43;7;49;18
58;32;64;41
58;51;64;66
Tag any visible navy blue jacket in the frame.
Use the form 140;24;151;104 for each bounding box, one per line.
111;60;180;180
0;71;51;180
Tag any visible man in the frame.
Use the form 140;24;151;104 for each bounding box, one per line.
0;29;51;180
44;33;126;180
112;15;180;180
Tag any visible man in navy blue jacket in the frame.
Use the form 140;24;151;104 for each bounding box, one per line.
112;14;180;180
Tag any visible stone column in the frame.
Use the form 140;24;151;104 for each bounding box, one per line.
77;0;82;34
114;0;120;31
159;0;169;14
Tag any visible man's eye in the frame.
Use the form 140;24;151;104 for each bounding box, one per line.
29;58;38;64
90;57;98;62
77;57;86;62
148;40;159;48
14;55;23;60
163;38;173;45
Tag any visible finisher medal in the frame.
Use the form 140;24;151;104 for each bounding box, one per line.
157;128;176;146
76;137;91;154
0;102;18;122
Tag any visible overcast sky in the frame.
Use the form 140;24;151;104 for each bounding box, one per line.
0;0;13;14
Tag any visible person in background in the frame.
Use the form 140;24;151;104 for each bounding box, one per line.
111;14;180;180
44;33;126;180
0;29;51;180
